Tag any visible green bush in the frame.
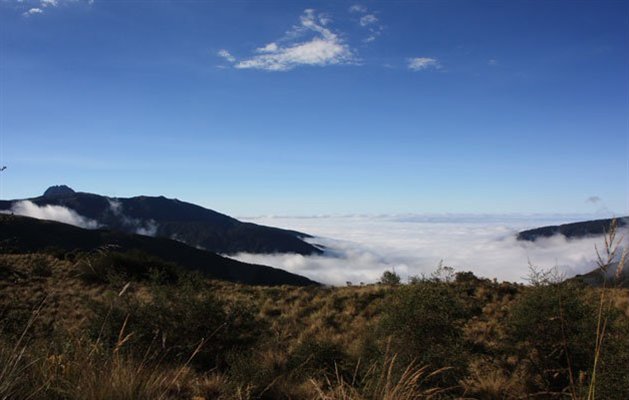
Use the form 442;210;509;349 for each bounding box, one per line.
89;280;261;371
596;314;629;400
287;337;349;379
379;270;401;285
376;281;469;385
508;281;597;394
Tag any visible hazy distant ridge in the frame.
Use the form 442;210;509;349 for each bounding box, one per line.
517;217;628;242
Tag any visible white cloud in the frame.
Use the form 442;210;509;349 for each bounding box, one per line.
4;200;100;229
256;42;279;53
16;0;93;17
408;57;440;71
232;215;626;286
217;49;236;63
223;9;355;71
359;14;378;27
488;58;497;66
349;4;367;14
23;7;43;16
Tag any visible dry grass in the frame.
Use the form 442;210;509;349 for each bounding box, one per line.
311;355;452;400
1;232;629;399
460;359;526;399
0;303;45;400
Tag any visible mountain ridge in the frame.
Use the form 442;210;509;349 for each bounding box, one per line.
0;214;318;286
0;186;322;256
517;216;628;242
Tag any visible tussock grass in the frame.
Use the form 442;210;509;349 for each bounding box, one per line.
1;224;629;399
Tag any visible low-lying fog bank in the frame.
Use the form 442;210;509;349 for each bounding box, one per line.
234;214;626;286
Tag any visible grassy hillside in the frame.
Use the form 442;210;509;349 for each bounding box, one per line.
1;247;628;399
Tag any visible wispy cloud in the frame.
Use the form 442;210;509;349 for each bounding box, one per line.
349;4;367;14
23;7;43;16
219;9;355;71
16;0;92;17
107;199;159;236
349;4;384;42
3;200;100;229
408;57;440;71
359;14;378;27
217;49;236;63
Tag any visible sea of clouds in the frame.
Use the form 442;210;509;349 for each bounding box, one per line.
234;214;627;285
4;200;625;286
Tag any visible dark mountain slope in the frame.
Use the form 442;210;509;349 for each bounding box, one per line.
0;187;322;255
0;214;318;286
572;263;629;288
517;217;628;242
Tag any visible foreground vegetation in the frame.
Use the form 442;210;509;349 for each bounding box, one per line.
1;241;628;399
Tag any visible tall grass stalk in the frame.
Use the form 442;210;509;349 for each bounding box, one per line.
311;353;452;400
587;219;626;400
0;300;46;400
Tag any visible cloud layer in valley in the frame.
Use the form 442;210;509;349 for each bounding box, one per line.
233;214;627;286
5;200;100;229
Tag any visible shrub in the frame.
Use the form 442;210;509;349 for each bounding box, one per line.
507;281;597;394
379;270;401;285
30;257;52;277
287;338;349;379
89;280;262;371
376;281;469;386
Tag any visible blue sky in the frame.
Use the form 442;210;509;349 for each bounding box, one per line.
1;0;627;216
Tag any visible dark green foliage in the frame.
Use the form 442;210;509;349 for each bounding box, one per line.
379;270;401;285
89;280;261;370
508;282;597;393
454;271;482;283
377;281;469;385
0;302;31;339
77;250;181;284
0;259;15;280
30;257;52;278
596;315;629;399
226;351;279;395
288;338;349;378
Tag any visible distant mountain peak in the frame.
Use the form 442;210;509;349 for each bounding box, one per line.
43;185;76;198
